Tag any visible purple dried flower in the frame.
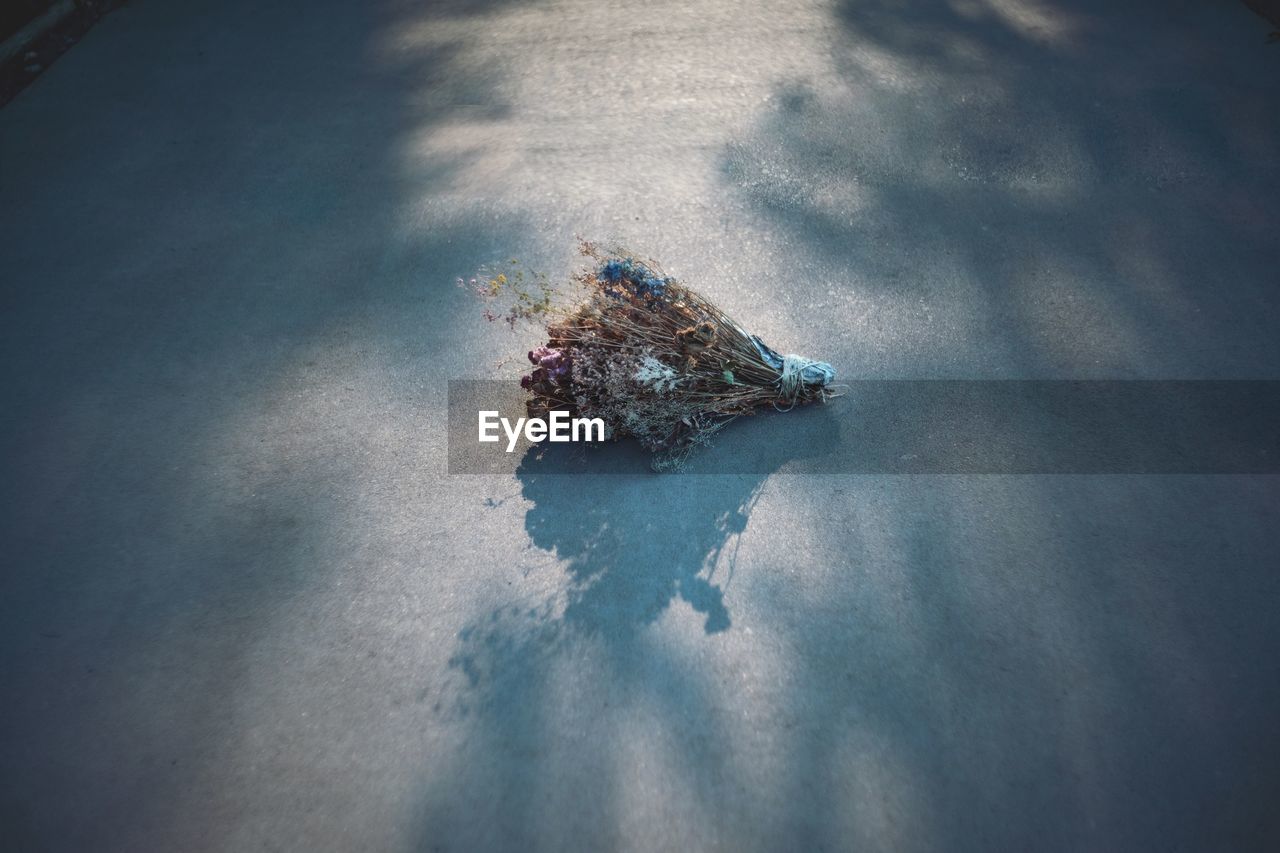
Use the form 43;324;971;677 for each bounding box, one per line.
528;346;571;380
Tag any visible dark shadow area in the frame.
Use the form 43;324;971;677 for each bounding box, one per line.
0;0;50;41
0;0;538;849
0;1;124;109
757;473;1280;850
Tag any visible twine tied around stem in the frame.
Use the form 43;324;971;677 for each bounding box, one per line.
749;335;836;408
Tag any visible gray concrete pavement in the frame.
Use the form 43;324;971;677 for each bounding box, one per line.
2;0;1279;850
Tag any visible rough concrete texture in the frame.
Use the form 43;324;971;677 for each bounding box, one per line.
2;0;1279;850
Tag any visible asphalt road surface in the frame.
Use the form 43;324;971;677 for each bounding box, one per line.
2;1;1278;850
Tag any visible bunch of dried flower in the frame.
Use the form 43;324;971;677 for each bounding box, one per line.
463;242;836;470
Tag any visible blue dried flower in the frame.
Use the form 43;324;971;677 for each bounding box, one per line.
637;274;668;299
599;260;627;283
597;257;672;302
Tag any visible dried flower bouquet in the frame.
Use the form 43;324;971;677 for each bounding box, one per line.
464;242;836;470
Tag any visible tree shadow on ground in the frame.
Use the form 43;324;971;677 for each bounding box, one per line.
0;0;538;848
723;0;1280;378
705;2;1280;847
419;404;840;847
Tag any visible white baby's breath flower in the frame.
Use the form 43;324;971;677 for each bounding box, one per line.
633;356;681;392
